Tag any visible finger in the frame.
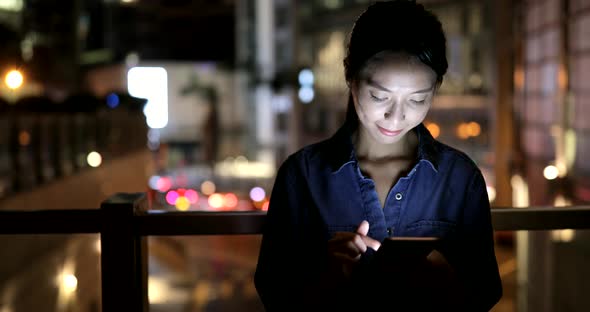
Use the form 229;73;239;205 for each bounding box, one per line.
329;232;357;243
361;235;381;251
356;220;369;236
332;251;361;264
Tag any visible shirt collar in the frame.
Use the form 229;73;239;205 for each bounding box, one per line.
328;121;440;173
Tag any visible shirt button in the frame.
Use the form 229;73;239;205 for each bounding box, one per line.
395;192;403;200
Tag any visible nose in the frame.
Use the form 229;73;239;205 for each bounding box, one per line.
384;101;405;120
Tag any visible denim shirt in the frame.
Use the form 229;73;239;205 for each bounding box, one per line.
255;122;502;311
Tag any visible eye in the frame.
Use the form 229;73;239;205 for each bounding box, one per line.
410;99;426;104
370;93;387;102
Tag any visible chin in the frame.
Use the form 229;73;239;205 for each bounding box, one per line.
372;131;407;145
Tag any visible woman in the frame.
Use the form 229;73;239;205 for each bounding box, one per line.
255;1;502;310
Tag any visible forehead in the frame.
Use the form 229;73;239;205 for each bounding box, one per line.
359;52;436;89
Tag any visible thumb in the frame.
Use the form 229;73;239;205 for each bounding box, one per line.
356;220;369;236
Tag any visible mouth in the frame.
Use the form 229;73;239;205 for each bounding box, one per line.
377;125;403;137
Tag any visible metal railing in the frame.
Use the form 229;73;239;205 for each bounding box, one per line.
0;192;589;311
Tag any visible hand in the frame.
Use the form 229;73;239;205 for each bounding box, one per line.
327;220;381;280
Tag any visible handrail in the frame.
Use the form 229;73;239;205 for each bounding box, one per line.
0;209;102;234
0;193;589;311
1;205;589;235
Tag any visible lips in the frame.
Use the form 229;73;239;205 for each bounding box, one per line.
377;125;403;136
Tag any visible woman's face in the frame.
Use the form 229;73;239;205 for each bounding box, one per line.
351;52;437;145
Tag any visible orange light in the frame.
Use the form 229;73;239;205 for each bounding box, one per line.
456;123;470;140
425;122;440;139
18;131;30;146
261;201;269;211
223;193;238;208
208;193;224;209
467;122;481;137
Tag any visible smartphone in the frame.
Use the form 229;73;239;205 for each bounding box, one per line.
376;236;440;262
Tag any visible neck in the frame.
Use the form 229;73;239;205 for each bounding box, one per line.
354;127;418;161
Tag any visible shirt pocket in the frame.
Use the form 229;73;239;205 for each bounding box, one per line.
404;220;457;239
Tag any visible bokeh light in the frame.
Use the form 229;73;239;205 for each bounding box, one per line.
298;86;314;103
543;165;559;180
18;131;30;146
5;70;23;89
156;177;172;192
486;186;496;202
467;122;481;137
208;193;224;209
166;190;179;205
249;187;266;202
106;93;120;108
425;122;440;139
175;196;190;211
261;201;269;211
223;193;238;208
184;189;199;204
201;180;216;195
61;274;78;294
87;151;102;167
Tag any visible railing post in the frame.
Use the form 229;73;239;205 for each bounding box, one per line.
101;193;148;312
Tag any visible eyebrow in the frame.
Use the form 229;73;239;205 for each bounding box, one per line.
367;78;434;94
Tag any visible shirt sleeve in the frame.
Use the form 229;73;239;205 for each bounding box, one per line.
253;155;330;310
456;169;503;311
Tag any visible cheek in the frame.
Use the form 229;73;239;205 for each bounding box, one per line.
357;99;386;119
408;106;430;121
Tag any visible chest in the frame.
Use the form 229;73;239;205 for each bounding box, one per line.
359;160;413;208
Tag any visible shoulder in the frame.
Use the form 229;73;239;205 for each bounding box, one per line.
278;135;343;178
433;140;483;181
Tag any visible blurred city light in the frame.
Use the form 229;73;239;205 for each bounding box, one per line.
208;193;224;209
223;193;239;208
148;175;160;189
156;176;172;192
61;274;78;294
486;186;496;202
4;70;23;89
106;93;120;108
216;159;275;179
298;68;314;86
18;131;30;146
148;277;166;304
166;190;179;205
184;189;199;204
552;229;575;242
298;86;315;103
0;0;23;11
249;187;266;202
467;121;481;137
298;68;315;103
425;122;440;139
201;181;216;195
175;196;190;211
543;165;559;180
456;123;470;139
128;67;168;129
86;152;102;168
456;121;481;139
511;174;530;208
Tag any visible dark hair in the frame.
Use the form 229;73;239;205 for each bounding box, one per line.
343;0;448;126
